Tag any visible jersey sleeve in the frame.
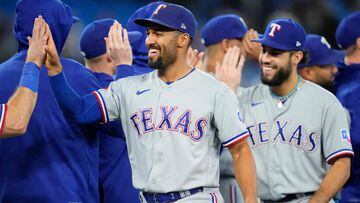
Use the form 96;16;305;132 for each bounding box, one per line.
322;101;354;164
0;104;6;135
93;80;123;123
214;88;249;148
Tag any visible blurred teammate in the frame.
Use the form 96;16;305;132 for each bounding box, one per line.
80;18;141;203
335;11;360;203
0;0;103;202
199;14;261;203
298;34;344;92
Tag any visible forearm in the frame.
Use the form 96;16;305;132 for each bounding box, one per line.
309;157;351;203
230;142;257;202
49;70;102;124
2;62;40;136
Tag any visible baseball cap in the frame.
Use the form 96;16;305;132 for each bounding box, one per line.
134;3;197;39
252;18;306;51
298;34;344;68
336;11;360;49
80;19;142;59
201;14;248;46
126;1;165;55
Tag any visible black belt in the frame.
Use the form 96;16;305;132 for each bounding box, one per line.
142;187;203;203
262;192;315;203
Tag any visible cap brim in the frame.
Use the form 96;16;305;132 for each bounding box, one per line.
73;16;80;23
251;37;294;51
128;31;142;45
299;49;345;68
134;18;177;31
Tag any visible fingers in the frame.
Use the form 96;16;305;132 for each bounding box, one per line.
123;28;130;47
27;36;33;47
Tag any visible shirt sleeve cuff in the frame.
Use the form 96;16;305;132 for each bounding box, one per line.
326;149;354;164
222;131;249;148
92;91;109;124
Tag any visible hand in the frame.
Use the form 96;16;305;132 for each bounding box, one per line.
242;29;262;60
26;15;49;68
215;46;245;92
44;23;62;76
105;22;133;66
186;47;205;70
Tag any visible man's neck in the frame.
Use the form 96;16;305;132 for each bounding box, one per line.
202;49;224;74
87;63;115;76
270;73;299;96
158;56;192;82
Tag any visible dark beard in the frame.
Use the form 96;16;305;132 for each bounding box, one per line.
261;62;292;86
148;43;177;70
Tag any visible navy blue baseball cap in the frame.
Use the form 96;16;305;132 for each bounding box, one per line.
134;3;197;39
336;12;360;49
80;19;142;59
201;14;248;46
299;34;344;68
253;18;306;51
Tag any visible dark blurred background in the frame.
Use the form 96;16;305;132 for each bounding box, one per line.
0;0;359;64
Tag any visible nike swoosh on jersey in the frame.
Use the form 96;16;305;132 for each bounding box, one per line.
136;89;151;95
251;101;263;107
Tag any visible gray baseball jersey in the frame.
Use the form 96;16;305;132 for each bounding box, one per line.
93;69;249;193
235;80;354;200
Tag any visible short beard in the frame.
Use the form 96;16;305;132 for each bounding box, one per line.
148;43;177;70
261;60;292;87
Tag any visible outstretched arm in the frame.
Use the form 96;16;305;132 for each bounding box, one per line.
1;16;48;137
44;23;102;124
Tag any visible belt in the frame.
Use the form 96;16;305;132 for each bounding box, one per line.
142;187;203;203
262;192;315;203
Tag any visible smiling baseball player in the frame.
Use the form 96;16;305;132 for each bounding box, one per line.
43;3;257;203
217;18;354;202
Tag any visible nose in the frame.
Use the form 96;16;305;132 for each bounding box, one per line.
330;64;338;74
260;51;272;64
145;33;156;47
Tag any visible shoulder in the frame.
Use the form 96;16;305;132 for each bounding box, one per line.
191;69;234;94
301;80;342;108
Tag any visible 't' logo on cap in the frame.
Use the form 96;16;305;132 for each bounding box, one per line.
153;4;167;15
269;23;281;37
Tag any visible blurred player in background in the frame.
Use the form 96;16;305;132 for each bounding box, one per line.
0;0;104;202
335;11;360;203
298;34;344;93
199;14;261;203
80;18;141;203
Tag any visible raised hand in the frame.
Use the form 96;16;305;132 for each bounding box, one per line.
242;29;262;60
44;23;62;76
26;15;49;68
105;21;133;66
186;47;205;70
215;46;245;92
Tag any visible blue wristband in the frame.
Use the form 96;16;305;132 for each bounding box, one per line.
19;62;40;93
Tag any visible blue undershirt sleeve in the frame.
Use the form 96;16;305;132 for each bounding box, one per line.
49;71;102;124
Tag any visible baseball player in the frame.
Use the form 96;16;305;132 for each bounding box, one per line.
199;14;262;203
0;16;48;138
335;11;360;203
298;34;344;93
80;18;142;203
217;18;354;202
0;0;103;202
44;3;257;203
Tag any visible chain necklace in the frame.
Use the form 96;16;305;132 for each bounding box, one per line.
271;75;302;108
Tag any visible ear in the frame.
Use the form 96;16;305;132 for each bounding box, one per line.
356;37;360;49
177;33;190;48
220;39;229;52
291;51;303;65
